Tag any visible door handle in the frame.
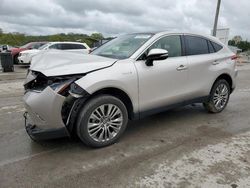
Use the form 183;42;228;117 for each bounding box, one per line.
176;65;188;71
212;60;219;65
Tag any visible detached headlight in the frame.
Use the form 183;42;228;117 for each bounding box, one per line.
50;79;75;95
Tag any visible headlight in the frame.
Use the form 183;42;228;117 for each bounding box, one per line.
50;79;75;94
69;83;87;98
24;71;84;95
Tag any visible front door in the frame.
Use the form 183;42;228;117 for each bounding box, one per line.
135;35;189;115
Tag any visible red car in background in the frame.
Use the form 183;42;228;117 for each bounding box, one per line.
11;42;47;64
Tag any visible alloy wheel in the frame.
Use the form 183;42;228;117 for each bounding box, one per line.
87;104;123;142
213;83;229;110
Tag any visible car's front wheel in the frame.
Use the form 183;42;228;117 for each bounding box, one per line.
203;79;230;113
76;95;128;148
14;55;19;64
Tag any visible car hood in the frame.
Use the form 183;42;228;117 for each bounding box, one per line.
30;50;117;77
21;49;40;55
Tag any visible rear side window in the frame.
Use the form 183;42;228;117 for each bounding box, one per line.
61;43;86;50
72;44;86;49
185;36;209;56
211;41;223;52
61;44;72;50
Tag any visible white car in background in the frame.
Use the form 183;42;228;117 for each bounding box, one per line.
18;42;90;64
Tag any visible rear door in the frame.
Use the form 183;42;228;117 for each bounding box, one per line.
184;35;220;99
135;35;189;114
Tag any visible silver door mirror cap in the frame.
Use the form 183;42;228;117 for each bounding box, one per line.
147;48;168;57
146;48;169;66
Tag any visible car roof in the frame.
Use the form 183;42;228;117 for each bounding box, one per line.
126;31;220;40
48;41;86;45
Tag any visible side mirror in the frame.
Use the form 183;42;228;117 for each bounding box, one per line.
145;48;168;66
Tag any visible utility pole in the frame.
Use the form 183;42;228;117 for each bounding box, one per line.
212;0;221;36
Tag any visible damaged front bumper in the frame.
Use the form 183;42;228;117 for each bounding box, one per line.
23;86;70;140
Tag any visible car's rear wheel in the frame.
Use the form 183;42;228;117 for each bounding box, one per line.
203;79;230;113
76;95;128;148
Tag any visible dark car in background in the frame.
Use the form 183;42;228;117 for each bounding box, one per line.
10;42;47;64
0;44;14;52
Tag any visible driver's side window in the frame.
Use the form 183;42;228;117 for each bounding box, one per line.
141;35;182;60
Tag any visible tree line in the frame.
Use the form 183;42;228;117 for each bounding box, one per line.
228;40;250;52
227;35;250;52
0;30;105;48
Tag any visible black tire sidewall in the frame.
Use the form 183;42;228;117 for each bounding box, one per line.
77;95;128;148
14;55;19;64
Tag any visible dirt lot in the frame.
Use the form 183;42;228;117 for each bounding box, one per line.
0;64;250;188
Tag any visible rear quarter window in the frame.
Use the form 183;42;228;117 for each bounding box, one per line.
185;35;209;56
207;41;215;53
211;41;223;52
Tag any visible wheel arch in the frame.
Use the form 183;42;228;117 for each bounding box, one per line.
213;73;233;93
89;87;135;120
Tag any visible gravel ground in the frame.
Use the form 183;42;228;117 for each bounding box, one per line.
0;64;249;188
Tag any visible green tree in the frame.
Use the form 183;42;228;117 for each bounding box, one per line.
90;33;104;40
0;32;106;47
232;35;242;44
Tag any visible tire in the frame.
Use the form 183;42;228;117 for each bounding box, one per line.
76;95;128;148
203;79;230;113
14;55;19;64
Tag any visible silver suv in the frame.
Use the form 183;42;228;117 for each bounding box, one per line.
23;31;237;147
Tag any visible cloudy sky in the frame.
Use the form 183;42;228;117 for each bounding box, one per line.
0;0;249;39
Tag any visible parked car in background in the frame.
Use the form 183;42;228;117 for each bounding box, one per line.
18;41;90;64
10;42;47;64
89;38;114;53
23;31;237;148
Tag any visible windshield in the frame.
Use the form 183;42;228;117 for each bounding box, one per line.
92;33;153;59
38;43;51;50
20;43;32;48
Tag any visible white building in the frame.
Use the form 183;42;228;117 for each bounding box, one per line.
211;28;230;45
